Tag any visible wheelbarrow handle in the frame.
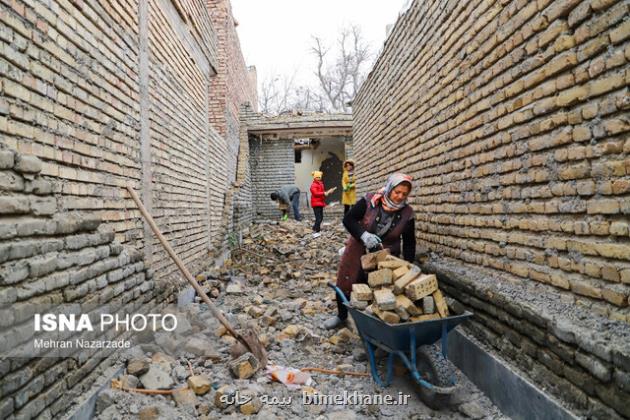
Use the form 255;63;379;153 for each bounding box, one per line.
327;282;350;305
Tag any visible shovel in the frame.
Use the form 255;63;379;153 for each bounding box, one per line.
126;186;267;366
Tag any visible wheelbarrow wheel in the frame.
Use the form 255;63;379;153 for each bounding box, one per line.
415;344;459;410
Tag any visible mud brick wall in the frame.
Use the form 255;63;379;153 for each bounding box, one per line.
353;0;630;417
249;138;295;220
0;149;164;419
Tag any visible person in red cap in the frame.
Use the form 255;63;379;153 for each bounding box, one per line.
324;173;416;329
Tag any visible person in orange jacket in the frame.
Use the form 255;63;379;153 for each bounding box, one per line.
310;171;335;236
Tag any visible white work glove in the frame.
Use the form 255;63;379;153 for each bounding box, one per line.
360;232;382;250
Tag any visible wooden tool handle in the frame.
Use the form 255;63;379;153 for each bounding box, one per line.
126;185;239;338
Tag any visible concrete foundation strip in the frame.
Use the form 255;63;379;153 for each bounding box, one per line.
448;330;579;420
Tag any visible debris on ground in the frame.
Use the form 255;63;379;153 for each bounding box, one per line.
95;220;506;419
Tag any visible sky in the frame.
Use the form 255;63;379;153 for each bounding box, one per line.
230;0;409;91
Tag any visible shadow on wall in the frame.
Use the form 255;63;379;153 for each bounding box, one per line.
320;152;342;203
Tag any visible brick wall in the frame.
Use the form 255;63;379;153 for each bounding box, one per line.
353;0;630;417
205;0;257;249
249;137;295;220
208;0;258;184
146;0;217;282
0;0;255;417
0;150;160;418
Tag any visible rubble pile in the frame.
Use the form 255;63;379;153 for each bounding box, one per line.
93;220;504;419
352;249;450;324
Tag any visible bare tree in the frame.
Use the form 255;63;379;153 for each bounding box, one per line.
259;73;297;114
258;25;372;115
311;25;372;112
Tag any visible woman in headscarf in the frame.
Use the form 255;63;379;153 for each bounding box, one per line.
341;160;357;215
324;173;416;329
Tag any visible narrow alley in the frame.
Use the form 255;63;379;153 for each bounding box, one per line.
91;220;505;419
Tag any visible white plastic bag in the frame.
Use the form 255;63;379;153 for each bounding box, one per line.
266;365;314;389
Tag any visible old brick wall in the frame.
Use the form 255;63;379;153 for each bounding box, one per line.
353;0;629;417
146;0;218;281
0;149;159;418
206;0;257;246
0;0;255;417
249;137;295;220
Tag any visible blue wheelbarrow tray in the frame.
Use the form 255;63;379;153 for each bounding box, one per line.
328;283;473;396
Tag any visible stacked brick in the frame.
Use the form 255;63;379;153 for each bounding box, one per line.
0;149;157;419
351;250;449;323
353;0;630;416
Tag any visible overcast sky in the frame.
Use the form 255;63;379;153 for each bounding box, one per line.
230;0;408;90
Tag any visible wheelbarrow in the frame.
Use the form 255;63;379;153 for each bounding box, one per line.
328;282;473;408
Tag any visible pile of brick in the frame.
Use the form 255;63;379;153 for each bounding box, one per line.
350;249;449;324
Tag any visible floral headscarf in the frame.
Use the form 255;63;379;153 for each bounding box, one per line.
370;173;413;210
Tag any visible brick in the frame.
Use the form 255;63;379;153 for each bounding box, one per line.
378;258;408;270
392;264;410;280
14;155;42;173
0;150;15;169
395;304;410;321
374;288;396;311
350;295;369;310
0;197;30;214
572;126;590;142
603;118;630;135
405;274;438;301
376;309;400;324
570;278;602;299
576;352;611;382
240;395;262;415
589;73;626;97
602;286;628;307
557;86;587;106
30;197;57;215
172;388;197;407
609;222;628;236
432;289;449;317
351;283;372;301
395;294;421;316
410;313;441;323
610;19;630;44
228;352;259;380
367;268;393;288
422;296;435;314
587;199;620;214
361;248;390;270
187;375;211;395
0;171;25;192
393;266;421;294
